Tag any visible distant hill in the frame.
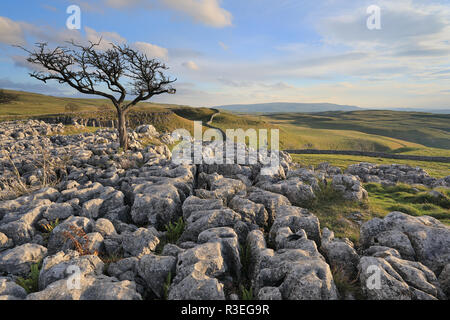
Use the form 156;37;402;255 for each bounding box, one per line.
216;102;363;113
390;108;450;114
216;102;450;114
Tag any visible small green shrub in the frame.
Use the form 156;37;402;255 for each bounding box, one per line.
16;262;41;293
163;271;172;300
165;217;185;244
240;285;254;300
311;181;345;209
239;243;252;277
42;218;59;233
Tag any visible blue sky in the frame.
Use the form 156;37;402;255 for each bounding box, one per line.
1;0;450;108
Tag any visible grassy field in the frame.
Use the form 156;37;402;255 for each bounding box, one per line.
291;155;450;240
308;182;450;243
266;110;450;150
366;183;450;224
208;110;450;156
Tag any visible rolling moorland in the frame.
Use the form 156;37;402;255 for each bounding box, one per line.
1;89;450;157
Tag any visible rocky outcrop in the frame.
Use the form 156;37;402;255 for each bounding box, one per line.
360;212;450;275
347;162;450;188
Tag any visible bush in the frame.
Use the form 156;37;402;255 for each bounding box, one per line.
163;272;172;300
164;217;185;244
16;263;41;293
65;102;81;113
240;285;254;300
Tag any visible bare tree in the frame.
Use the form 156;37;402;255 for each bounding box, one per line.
19;40;176;150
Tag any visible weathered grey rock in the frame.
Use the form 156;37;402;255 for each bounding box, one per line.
257;286;282;300
0;204;49;245
0;277;27;299
0;232;13;252
43;202;75;221
107;257;138;282
174;242;226;282
39;251;104;290
84;232;104;254
228;196;268;227
347;162;446;188
360;212;450;275
197;227;241;279
258;178;316;207
93;218;116;237
364;246;402;259
320;228;359;280
255;249;338;300
168;241;226;300
246;230;274;280
358;255;445;300
273;228;319;256
331;174;368;201
103;234;123;257
384;255;445;299
180;208;241;242
182;196;223;220
122;228;159;258
130;184;180;227
0;243;47;276
27;275;142;300
161;244;185;258
438;264;450;297
136;124;158;136
247;188;291;223
137;254;176;298
270;205;321;245
168;271;225;300
47;216;93;254
81;198;104;219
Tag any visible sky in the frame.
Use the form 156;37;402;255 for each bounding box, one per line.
1;0;450;109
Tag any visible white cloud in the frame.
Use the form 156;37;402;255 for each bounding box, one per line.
182;61;199;70
318;0;450;55
134;41;169;60
101;0;232;28
161;0;232;27
0;16;26;45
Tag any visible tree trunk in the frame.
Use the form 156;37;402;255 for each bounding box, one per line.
117;110;128;151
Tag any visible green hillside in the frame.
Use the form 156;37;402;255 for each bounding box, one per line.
1;89;449;157
266;111;450;150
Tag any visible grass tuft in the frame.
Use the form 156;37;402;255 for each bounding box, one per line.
16;262;41;294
